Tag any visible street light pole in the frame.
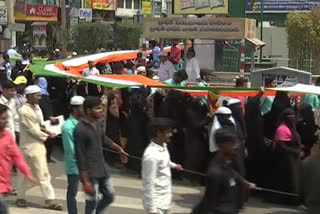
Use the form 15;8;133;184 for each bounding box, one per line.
61;0;67;56
259;0;264;62
7;0;16;47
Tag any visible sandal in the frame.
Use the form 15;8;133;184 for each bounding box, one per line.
16;199;28;207
44;200;63;211
4;189;17;196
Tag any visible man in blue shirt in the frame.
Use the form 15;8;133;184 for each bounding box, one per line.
150;40;160;68
62;96;85;214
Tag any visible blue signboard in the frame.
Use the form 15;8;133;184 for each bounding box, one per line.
246;0;320;13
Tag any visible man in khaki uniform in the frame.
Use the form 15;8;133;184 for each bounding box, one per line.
16;85;63;210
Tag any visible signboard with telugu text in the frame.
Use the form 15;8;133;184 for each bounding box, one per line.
8;23;26;32
246;0;320;13
263;74;297;87
174;0;228;14
143;18;257;40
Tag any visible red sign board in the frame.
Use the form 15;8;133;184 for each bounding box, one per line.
26;4;58;19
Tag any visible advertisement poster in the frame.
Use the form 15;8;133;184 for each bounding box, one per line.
142;1;152;15
174;0;228;14
263;74;297;87
246;0;320;13
143;18;256;40
33;25;47;48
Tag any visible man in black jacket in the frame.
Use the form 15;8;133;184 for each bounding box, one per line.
194;128;255;214
74;96;127;214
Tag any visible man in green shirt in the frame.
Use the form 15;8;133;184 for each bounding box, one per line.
260;77;276;116
62;96;85;214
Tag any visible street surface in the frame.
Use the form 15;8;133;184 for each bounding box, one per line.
6;146;304;214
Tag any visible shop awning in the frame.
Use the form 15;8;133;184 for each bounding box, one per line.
246;38;266;47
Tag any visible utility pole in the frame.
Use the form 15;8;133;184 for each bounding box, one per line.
7;0;16;47
61;0;67;56
259;0;264;62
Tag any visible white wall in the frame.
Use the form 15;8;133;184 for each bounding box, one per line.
255;27;289;66
194;39;215;70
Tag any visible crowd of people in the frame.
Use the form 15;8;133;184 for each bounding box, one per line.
0;44;320;214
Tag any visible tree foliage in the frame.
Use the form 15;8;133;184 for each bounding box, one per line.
287;7;320;74
74;22;112;53
115;23;142;50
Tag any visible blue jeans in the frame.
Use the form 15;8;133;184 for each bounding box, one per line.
67;175;79;214
0;195;8;214
85;177;114;214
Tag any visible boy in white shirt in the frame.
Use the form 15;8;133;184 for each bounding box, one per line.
142;118;183;214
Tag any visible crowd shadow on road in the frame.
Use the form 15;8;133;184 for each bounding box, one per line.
174;193;200;209
267;211;304;214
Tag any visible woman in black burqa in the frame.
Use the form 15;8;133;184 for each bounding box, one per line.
294;101;317;157
126;88;150;173
245;91;267;187
264;91;291;139
272;108;302;205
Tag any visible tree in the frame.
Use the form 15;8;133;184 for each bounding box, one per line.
115;23;142;50
287;7;320;74
74;22;112;53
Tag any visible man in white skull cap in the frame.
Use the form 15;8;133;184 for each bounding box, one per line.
62;96;85;214
16;85;63;210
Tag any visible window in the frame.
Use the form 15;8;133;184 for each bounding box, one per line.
118;0;124;8
134;0;140;9
125;0;132;9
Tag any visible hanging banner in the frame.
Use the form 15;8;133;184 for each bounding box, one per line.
142;1;152;15
0;7;7;25
174;0;228;14
246;0;320;13
143;18;257;40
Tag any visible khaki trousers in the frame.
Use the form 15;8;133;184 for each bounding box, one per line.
17;143;55;201
157;209;170;214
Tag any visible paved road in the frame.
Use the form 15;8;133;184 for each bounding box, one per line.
5;147;304;214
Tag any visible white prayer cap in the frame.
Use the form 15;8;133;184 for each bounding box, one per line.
216;106;232;114
21;60;29;65
152;75;160;81
159;51;168;57
226;98;241;106
25;85;41;95
72;52;77;56
70;96;85;106
137;66;146;73
55;48;60;52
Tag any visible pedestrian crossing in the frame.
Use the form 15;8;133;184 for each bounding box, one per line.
8;171;202;214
